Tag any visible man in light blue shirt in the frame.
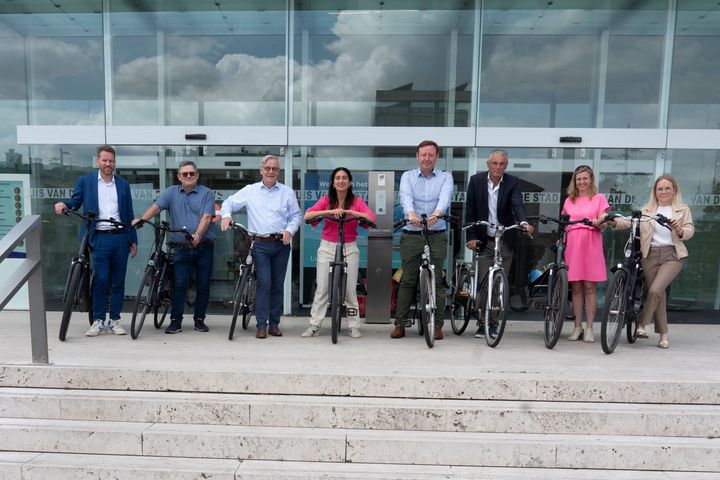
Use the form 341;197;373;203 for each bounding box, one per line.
221;155;302;339
392;140;454;340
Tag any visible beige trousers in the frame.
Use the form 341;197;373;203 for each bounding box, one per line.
309;239;361;329
640;245;684;334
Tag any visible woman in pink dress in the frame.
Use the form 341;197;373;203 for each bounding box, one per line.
562;165;610;343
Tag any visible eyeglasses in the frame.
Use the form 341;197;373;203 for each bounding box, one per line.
180;171;197;178
263;167;280;172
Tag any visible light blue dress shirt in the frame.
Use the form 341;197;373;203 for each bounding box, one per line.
221;181;302;235
399;167;454;232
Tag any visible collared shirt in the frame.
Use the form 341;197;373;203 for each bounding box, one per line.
399;167;454;232
155;184;216;244
486;174;503;236
220;181;302;235
96;172;121;231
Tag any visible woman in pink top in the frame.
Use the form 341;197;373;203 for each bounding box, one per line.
302;167;376;338
562;165;610;344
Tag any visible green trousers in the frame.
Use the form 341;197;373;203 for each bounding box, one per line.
395;232;447;327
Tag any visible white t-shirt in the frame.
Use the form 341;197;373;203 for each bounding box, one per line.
651;205;673;247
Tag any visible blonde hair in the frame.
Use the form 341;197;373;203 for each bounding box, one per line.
643;174;684;211
566;165;597;201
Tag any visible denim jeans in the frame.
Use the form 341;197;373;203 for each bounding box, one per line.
171;244;214;323
91;233;130;322
253;240;291;329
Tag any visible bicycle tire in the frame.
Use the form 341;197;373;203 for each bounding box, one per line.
601;269;627;354
544;268;568;350
627;278;643;344
60;262;83;341
130;267;155;339
242;274;255;330
84;269;94;325
485;270;508;348
330;267;343;344
153;273;170;329
419;268;435;348
450;271;472;335
229;271;248;341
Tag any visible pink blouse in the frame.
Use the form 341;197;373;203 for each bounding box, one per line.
307;195;376;243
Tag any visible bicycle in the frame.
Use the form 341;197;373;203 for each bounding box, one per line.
305;213;376;344
527;214;593;349
459;219;528;347
394;214;454;348
130;219;192;339
600;211;671;354
59;209;126;341
227;222;263;341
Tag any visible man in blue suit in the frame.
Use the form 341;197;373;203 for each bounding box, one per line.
54;145;138;336
465;148;534;337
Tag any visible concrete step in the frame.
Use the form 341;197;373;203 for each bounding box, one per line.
1;387;719;438
1;418;718;471
1;365;718;404
1;454;717;480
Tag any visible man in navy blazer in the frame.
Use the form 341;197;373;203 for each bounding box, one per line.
465;149;533;337
54;145;138;337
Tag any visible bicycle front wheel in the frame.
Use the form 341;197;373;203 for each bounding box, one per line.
601;269;627;354
330;267;343;344
450;271;472;335
419;268;435;348
60;262;83;341
131;267;155;339
544;268;568;350
229;271;248;341
485;270;508;348
153;271;170;329
242;274;255;330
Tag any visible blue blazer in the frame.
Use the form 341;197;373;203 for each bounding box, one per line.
63;172;138;248
464;171;528;250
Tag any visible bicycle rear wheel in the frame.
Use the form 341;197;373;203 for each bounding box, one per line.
601;269;627;354
485;270;508;348
627;279;643;344
330;267;343;344
419;268;435;348
544;268;568;350
229;271;248;340
131;267;155;339
153;270;170;329
450;271;472;335
60;262;83;341
242;274;255;330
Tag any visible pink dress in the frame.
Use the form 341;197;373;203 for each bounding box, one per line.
562;194;610;282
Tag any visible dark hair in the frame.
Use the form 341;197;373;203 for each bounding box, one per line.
328;167;355;210
178;160;197;170
97;145;116;158
416;140;439;155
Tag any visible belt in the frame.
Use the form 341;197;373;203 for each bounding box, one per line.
403;229;446;236
255;233;284;242
95;229;124;235
176;241;213;249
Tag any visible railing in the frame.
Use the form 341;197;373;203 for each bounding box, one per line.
0;215;48;364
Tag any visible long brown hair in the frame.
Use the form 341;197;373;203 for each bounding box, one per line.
328;167;355;210
566;165;597;202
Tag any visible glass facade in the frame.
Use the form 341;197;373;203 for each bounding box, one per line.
1;1;719;321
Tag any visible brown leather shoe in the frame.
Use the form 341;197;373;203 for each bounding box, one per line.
434;327;444;340
269;326;283;337
390;325;405;338
255;328;267;339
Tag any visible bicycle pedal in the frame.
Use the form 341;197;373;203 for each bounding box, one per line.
346;308;358;316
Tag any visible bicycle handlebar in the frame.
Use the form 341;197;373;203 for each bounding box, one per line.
393;213;458;230
135;218;194;241
305;213;377;229
527;214;592;227
606;211;672;230
62;208;127;229
227;221;281;239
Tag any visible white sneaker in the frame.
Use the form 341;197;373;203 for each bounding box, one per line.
583;327;595;343
350;327;362;338
85;320;104;337
301;326;320;337
108;320;127;335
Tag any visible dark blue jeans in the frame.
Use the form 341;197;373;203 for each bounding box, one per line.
91;233;130;322
171;244;214;324
253;240;291;329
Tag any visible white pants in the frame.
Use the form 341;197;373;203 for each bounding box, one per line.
309;239;361;329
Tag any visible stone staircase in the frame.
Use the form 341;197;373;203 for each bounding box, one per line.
0;364;718;478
